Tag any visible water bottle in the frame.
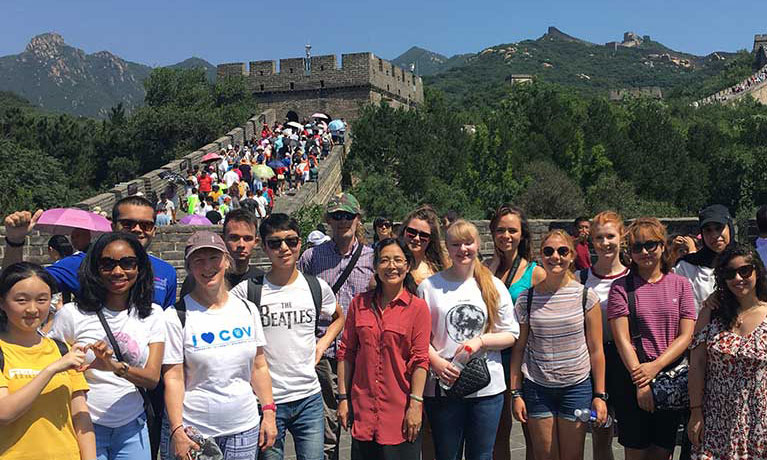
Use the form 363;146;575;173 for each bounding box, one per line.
439;345;473;391
574;408;613;428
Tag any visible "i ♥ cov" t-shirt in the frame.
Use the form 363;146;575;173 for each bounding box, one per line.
163;294;266;438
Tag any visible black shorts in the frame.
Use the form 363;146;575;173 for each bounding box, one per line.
609;346;682;451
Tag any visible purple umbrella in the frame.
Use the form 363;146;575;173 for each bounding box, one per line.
35;208;112;235
179;215;213;226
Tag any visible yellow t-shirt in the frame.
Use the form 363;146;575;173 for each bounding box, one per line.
0;337;88;460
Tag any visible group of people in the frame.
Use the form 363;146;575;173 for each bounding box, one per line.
698;64;767;105
1;193;767;460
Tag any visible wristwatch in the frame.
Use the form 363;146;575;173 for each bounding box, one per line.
336;393;348;402
593;392;609;401
509;389;523;399
114;361;129;377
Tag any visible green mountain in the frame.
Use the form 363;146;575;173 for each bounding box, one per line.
169;57;217;82
0;33;216;118
391;46;471;76
418;27;753;107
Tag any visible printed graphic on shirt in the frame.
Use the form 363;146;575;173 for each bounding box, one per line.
445;303;486;342
190;324;255;349
112;331;143;366
259;302;315;329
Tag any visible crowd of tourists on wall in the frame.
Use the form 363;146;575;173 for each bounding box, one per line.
157;116;343;228
2;190;767;460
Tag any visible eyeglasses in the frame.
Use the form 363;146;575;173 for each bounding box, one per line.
542;246;571;257
404;227;431;241
630;240;662;254
328;211;357;221
265;236;300;250
378;257;407;267
722;264;755;280
98;256;138;272
117;219;155;232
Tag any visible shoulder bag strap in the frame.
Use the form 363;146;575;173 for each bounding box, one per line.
625;273;649;363
526;288;534;323
174;298;186;328
332;242;363;294
579;268;589;285
95;309;155;424
503;256;523;289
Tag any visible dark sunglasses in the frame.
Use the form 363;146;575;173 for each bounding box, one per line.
630;240;662;254
376;221;392;228
404;227;431;241
328;211;357;221
265;236;300;250
542;246;571;257
98;256;139;272
722;264;756;280
117;219;155;232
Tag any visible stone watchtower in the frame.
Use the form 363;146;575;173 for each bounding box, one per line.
217;53;424;123
754;34;767;69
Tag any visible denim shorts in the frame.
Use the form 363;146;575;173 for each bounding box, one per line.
522;377;592;422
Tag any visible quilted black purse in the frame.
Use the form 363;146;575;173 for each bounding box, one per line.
441;352;491;398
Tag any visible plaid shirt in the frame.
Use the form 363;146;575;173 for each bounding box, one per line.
298;238;375;358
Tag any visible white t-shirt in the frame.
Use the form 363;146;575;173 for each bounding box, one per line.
162;294;266;438
417;272;520;398
223;170;240;188
49;303;165;427
231;273;336;403
575;267;629;342
673;260;714;313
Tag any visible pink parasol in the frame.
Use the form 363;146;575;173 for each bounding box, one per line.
35;208;112;235
201;152;222;163
179;215;213;226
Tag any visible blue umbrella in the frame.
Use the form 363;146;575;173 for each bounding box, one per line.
267;160;284;169
328;119;344;131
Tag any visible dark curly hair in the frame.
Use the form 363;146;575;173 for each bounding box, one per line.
713;244;767;327
78;232;154;318
0;262;59;332
373;238;418;297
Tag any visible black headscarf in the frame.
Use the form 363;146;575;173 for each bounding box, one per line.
680;204;736;268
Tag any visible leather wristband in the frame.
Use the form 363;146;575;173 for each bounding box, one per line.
170;424;184;439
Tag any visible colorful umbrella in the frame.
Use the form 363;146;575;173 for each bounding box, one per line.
312;112;330;120
179;215;213;225
252;164;275;179
201;152;222;163
35;208;113;235
328;119;344;131
287;121;304;131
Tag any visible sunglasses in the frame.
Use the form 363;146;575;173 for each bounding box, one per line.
117;219;155;232
265;236;300;250
542;246;571;257
404;227;431;241
630;240;662;254
98;256;138;272
328;211;357;221
376;222;392;229
722;264;756;280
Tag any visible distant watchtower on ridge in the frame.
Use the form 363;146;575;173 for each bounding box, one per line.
754;34;767;69
217;52;424;123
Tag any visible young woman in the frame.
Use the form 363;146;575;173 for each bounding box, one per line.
607;218;696;460
419;220;519;460
48;235;75;262
575;212;630;460
0;262;96;460
49;233;165;460
338;238;430;460
161;231;277;460
674;204;735;313
510;230;607;460
688;245;767;459
484;204;545;460
372;217;394;249
399;206;449;285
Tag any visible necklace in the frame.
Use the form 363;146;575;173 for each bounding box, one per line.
735;302;765;328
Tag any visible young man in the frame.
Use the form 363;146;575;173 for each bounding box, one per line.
179;209;265;297
573;215;593;271
297;193;375;460
3;196;177;308
232;213;344;460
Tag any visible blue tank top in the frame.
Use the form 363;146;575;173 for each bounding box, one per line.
508;261;538;303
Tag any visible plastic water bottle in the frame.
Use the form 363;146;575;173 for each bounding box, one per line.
574;408;613;428
439;345;473;391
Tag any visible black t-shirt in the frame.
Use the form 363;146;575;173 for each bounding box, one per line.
239;164;252;183
206;210;222;224
179;265;266;298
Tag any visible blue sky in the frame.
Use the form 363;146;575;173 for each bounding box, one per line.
1;0;763;66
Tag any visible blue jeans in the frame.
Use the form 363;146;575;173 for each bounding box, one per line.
424;392;504;460
160;417;260;460
94;413;151;460
522;377;592;422
262;392;324;460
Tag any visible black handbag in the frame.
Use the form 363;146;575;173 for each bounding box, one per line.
441;352;491;398
625;274;689;411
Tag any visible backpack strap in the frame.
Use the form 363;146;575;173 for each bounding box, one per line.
0;339;69;371
174;297;187;328
579;268;589;285
525;288;534;320
247;274;266;307
304;275;324;336
581;284;589;314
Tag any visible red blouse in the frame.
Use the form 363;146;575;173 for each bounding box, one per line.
337;290;431;445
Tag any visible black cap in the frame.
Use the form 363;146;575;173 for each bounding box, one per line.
698;204;731;228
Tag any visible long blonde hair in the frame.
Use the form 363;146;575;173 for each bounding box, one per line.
540;229;577;280
446;220;500;332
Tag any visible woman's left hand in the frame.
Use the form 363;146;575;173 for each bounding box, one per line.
630;361;659;388
259;411;278;451
402;401;422;443
591;398;608;426
88;341;119;372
